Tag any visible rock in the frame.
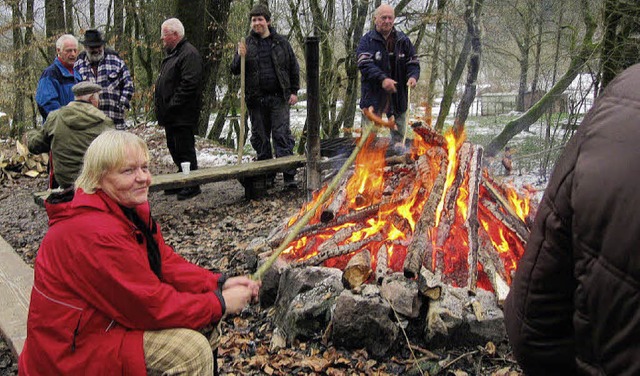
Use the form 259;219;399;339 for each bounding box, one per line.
425;284;506;347
331;285;399;358
258;256;290;308
274;266;344;341
380;272;422;318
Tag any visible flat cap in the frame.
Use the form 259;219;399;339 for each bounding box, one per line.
72;81;102;97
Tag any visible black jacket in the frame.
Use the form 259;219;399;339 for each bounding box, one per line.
154;39;203;128
504;63;640;375
231;27;300;104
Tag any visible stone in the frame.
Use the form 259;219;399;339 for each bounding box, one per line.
274;267;344;341
380;272;422;318
331;286;399;358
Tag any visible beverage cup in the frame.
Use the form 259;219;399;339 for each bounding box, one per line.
181;162;191;175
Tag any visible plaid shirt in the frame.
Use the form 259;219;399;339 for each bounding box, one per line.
75;49;134;128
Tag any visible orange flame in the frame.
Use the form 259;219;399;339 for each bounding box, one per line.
506;186;530;222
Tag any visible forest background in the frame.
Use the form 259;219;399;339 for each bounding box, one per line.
0;0;639;160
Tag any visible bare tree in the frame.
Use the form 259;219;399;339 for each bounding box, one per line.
454;0;484;137
484;0;597;156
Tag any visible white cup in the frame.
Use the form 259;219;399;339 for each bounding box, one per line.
181;162;191;175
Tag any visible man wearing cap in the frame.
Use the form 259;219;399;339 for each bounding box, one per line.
75;29;134;130
35;34;82;121
155;18;204;200
26;82;114;189
231;4;300;189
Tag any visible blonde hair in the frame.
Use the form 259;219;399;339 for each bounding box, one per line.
75;130;150;194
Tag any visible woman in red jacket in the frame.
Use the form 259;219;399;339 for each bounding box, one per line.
19;130;260;375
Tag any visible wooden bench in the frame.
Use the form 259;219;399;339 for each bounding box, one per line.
34;155;308;206
0;235;32;357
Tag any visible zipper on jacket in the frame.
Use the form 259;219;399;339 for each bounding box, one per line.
71;315;82;352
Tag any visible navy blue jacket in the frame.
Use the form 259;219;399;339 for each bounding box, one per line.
35;58;81;120
357;28;420;116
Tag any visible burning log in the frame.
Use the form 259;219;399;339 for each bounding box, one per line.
375;245;389;285
342;249;373;290
411;122;447;148
430;143;482;289
320;176;350;223
297;232;384;267
479;196;528;243
477;230;511;302
403;148;448;279
481;177;531;233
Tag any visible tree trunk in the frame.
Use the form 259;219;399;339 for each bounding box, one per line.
132;0;154;88
453;0;483;138
45;0;65;58
334;0;368;135
25;0;37;127
435;33;471;133
113;0;125;52
64;0;73;34
427;0;447;107
530;4;543;94
484;0;597;157
11;0;25;129
515;0;535;112
89;0;95;28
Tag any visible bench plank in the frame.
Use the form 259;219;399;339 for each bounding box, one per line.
0;235;33;357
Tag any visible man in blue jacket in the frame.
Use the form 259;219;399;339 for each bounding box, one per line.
357;4;420;146
35;34;82;120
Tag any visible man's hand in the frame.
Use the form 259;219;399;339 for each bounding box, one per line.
382;78;397;93
407;77;417;88
237;41;246;57
289;94;298;106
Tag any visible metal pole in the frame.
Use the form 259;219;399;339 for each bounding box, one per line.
305;36;321;199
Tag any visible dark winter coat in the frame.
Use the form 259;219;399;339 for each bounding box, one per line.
356;28;420;116
231;27;300;104
504;63;640;375
154;39;203;128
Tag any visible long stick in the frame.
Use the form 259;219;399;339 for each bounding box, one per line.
252;120;379;280
403;84;411;146
237;52;246;164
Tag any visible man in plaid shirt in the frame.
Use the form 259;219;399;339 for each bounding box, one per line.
75;29;134;130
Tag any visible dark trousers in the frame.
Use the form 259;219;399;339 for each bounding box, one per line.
248;95;295;177
165;126;198;172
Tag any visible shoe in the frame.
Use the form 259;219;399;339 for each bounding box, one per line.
284;175;297;189
177;186;202;200
164;188;181;195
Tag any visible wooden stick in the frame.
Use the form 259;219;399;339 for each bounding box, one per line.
237;51;246;164
403;84;411;145
252;117;380;280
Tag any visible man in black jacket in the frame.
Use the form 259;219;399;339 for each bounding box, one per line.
231;4;300;188
155;18;203;200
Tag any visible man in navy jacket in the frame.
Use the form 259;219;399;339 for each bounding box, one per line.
357;4;420;145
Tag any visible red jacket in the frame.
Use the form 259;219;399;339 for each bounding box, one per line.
19;189;226;375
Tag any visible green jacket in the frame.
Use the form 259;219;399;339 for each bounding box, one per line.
27;101;114;188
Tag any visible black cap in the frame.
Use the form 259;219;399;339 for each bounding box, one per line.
81;29;106;48
249;3;271;21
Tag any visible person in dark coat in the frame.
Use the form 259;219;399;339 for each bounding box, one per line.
504;63;640;375
231;4;300;188
357;4;420;146
154;18;203;200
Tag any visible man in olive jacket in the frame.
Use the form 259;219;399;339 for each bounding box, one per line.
154;17;203;200
231;4;300;187
504;63;640;375
27;82;113;188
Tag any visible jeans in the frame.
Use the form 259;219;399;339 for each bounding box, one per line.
248;95;296;178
